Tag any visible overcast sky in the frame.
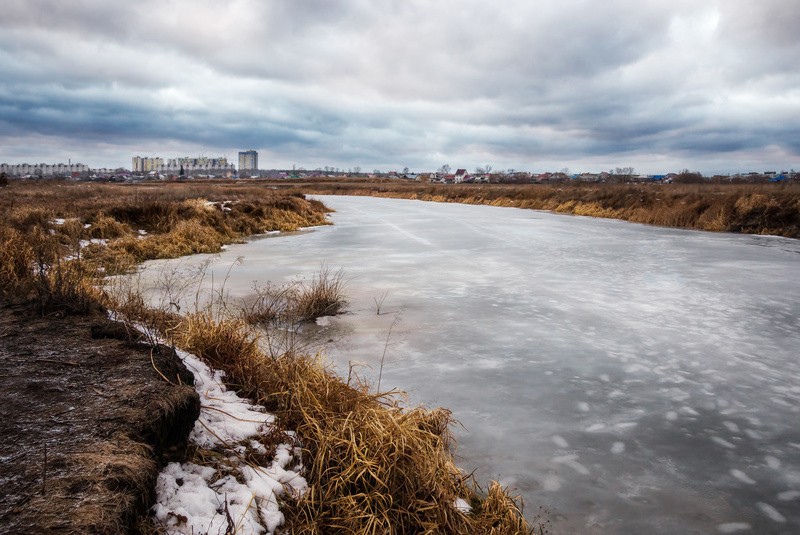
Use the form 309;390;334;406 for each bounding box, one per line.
1;0;798;174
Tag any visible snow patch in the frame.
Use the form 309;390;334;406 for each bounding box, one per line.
152;348;307;534
552;454;590;475
730;469;755;485
542;475;562;491
722;421;740;433
316;315;334;327
756;502;786;523
454;498;472;513
717;522;751;533
777;490;800;501
712;437;736;449
584;423;606;433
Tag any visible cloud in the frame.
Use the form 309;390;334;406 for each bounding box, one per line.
0;0;798;173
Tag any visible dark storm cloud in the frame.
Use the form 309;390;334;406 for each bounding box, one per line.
0;0;798;172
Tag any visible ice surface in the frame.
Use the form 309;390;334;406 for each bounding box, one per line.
141;196;800;534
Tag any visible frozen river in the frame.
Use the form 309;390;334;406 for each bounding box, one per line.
145;195;800;534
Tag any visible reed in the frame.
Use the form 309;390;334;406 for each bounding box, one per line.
1;179;539;533
175;309;537;534
290;181;800;238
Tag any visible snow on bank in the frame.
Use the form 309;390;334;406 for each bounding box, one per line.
152;349;307;534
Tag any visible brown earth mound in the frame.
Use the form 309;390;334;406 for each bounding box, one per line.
0;306;199;534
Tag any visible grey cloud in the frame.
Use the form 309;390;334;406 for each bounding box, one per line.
1;0;798;173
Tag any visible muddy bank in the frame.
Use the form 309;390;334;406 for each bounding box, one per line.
0;306;199;534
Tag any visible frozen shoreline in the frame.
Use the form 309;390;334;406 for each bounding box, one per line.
151;348;307;535
141;195;800;534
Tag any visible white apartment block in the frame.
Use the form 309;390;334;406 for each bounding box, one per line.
1;162;89;176
132;156;164;172
164;156;234;173
132;156;234;174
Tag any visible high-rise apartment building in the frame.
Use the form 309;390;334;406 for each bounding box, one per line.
238;150;258;174
132;156;163;172
132;156;233;175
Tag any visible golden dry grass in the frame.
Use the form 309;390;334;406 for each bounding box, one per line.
241;266;348;328
175;309;537;534
1;179;540;533
0;180;333;310
289;180;800;238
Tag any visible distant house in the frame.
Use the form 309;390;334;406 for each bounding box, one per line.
454;169;469;183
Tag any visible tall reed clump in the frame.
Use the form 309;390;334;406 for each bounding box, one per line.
174;308;538;534
242;266;348;327
288;266;348;322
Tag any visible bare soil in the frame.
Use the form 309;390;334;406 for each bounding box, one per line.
0;305;200;534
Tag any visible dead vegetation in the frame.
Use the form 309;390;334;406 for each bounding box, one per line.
1;179;539;534
242;265;348;327
0;180;332;311
172;302;539;534
290;180;800;238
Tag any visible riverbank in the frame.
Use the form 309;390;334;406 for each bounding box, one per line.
161;194;800;534
0;180;536;533
281;180;800;239
0;305;199;534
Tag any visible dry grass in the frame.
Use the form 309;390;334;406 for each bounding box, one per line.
19;437;158;535
0;223;101;314
175;308;538;534
0;180;333;310
289;180;800;238
242;266;348;327
1;179;540;533
288;265;348;323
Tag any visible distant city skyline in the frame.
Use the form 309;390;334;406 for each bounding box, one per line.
1;2;798;175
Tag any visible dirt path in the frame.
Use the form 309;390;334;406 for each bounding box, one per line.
0;306;199;534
